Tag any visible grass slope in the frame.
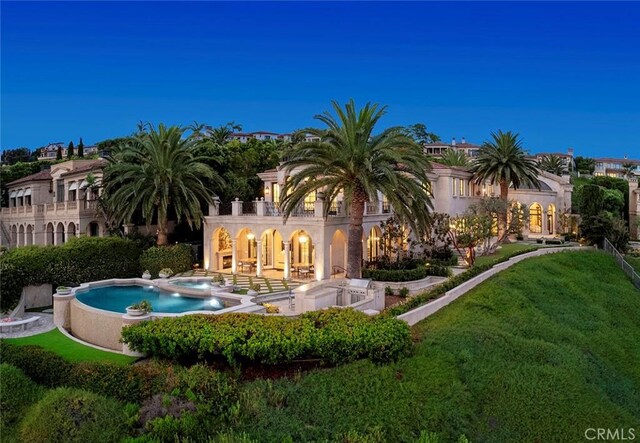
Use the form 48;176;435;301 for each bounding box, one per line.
236;251;640;442
4;329;135;365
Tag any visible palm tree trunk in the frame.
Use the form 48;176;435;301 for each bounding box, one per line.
499;180;509;242
157;217;169;246
347;198;365;279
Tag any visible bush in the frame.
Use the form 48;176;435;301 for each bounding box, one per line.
19;387;127;443
0;343;74;387
399;287;410;298
121;308;412;365
0;236;143;310
363;264;450;282
140;244;194;278
0;364;44;431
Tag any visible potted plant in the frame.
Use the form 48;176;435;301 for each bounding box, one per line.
262;303;279;314
142;270;152;280
56;286;72;295
211;274;224;287
126;299;152;316
247;283;261;296
158;268;173;279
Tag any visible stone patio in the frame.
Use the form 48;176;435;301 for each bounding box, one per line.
0;312;56;338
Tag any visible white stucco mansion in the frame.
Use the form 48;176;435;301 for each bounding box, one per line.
203;163;574;281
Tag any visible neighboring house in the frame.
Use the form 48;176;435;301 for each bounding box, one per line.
36;143;99;161
0;160;107;248
530;148;575;175
203;163;572;281
629;179;640;239
424;138;482;158
594;157;640;179
227;132;320;143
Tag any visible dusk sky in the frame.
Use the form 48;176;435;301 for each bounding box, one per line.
2;1;639;158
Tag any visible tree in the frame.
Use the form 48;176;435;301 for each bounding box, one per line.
1;147;31;165
207;121;242;145
280;99;433;278
574;156;596;175
470;130;540;240
621;161;636;178
56;145;63;160
438;149;469;167
403;123;440;144
537;154;565;176
77;138;84;157
67;141;75;159
103;124;222;246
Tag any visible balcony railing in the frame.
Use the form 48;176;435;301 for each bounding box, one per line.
265;201;281;216
242;201;256;215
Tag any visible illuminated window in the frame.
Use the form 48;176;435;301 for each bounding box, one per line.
304;191;316;212
529;203;542;233
272;183;280;203
459;179;465;197
452;178;457;196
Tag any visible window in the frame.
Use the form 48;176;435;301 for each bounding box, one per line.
459;179;465;197
272;183;280;204
304;191;316;212
452;178;457;196
56;180;65;202
529;204;542;233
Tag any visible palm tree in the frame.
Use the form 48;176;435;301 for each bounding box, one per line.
470;130;540;239
104;124;222;245
537;154;565;176
438;149;470;167
207;121;242;145
280;100;433;278
621;161;636;178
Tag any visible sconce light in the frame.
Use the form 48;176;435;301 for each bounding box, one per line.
265;186;270;195
298;231;308;244
247;232;255;241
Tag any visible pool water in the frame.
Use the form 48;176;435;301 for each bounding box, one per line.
169;281;212;290
75;285;225;314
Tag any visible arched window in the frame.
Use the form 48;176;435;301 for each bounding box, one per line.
529;203;542;233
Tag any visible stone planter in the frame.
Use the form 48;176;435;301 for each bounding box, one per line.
158;273;170;279
247;289;259;296
56;288;72;295
126;307;147;316
142;273;152;280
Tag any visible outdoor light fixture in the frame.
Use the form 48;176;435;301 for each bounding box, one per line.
299;231;308;244
247;232;255;240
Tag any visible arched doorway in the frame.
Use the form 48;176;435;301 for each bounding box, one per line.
236;228;257;274
366;226;382;263
46;223;55;245
56;222;66;244
10;225;17;248
68;222;77;239
529;203;542;234
330;230;347;276
290;230;314;279
26;225;34;245
260;229;283;271
18;225;25;247
87;222;100;237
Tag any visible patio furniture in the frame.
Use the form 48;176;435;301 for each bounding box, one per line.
0;316;40;333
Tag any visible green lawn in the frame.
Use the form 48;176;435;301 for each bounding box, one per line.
472;242;539;267
4;329;136;366
626;255;640;273
234;251;640;442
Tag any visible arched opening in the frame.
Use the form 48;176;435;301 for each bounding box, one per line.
18;225;25;247
366;226;382;263
211;227;232;271
10;225;17;248
330;230;347;276
290;230;314;279
547;204;556;235
68;222;77;239
529;203;542;234
56;222;66;245
260;229;283;270
46;223;55;245
26;225;34;245
236;228;257;273
87;222;100;237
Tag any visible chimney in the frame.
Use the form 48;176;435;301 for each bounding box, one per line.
461;137;466;144
451;137;456;146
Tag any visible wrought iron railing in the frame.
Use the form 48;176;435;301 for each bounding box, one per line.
603;238;640;289
242;201;256;215
265;201;281;216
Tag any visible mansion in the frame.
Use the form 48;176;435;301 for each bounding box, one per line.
203;163;573;281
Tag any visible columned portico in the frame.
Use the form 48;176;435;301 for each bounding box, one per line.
231;239;238;274
283;241;291;280
256;239;263;277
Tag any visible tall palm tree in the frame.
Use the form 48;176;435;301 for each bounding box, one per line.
621;161;636;178
438;149;470;167
280;100;433;278
470;130;540;239
207;121;242;145
104;124;222;245
537;154;565;176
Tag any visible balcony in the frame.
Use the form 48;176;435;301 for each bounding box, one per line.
1;200;98;218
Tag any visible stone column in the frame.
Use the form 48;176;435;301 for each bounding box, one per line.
121;314;151;357
231;239;238;274
256;239;263;277
53;292;75;330
231;198;242;216
256;198;265;216
283;241;291;280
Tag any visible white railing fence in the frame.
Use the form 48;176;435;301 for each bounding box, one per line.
603;238;640;289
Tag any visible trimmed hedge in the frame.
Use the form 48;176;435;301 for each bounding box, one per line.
384;246;539;316
19;387;127;443
121;308;412;365
0;364;44;432
0;236;143;310
139;244;194;278
362;264;451;282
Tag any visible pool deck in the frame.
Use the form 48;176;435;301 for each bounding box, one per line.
0;313;56;338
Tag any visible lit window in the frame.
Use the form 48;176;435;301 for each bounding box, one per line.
452;178;457;196
459;179;465;196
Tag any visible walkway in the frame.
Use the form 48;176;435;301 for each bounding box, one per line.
0;312;56;338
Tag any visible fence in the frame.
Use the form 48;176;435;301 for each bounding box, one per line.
603;238;640;289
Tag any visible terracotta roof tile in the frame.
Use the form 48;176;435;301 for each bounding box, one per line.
7;170;52;186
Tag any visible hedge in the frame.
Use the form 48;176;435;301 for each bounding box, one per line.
0;236;143;311
19;387;127;443
0;364;44;432
139;244;194;278
384;246;539;316
121;308;412;365
362;263;451;282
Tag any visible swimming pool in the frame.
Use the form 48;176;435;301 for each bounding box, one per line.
169;281;213;290
75;285;225;314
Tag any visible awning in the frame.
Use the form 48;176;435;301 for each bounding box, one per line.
16;189;25;198
24;188;32;197
9;190;17;198
79;180;88;189
68;182;78;191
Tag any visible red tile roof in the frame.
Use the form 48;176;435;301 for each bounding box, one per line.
7;170;52;186
60;160;106;177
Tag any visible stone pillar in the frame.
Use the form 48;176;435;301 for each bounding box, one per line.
256;239;263;277
283;241;291;280
232;198;242;216
123;223;135;235
121;314;152;357
256;198;265;216
314;199;324;218
53;292;75;329
542;213;548;235
231;239;238;274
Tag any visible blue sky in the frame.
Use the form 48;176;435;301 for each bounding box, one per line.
2;1;639;158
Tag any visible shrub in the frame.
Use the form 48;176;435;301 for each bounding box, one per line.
0;236;143;311
0;343;74;387
121;308;412;365
19;387;127;443
140;244;194;278
0;364;44;431
384;286;394;296
363;264;450;282
399;287;410;298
